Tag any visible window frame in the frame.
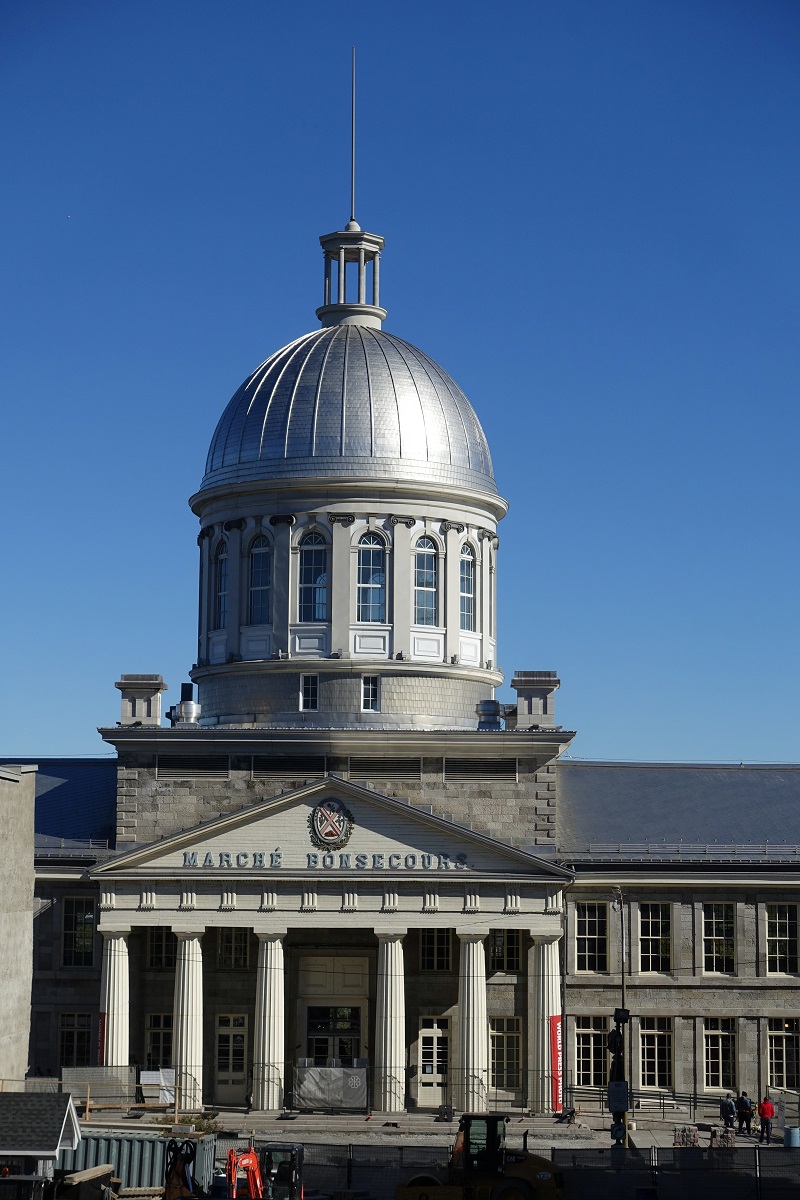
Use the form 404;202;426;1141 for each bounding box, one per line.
575;1016;608;1086
147;926;177;970
576;901;608;973
62;897;96;968
640;1016;673;1089
213;540;228;631
413;536;439;626
704;1017;736;1090
59;1012;92;1067
459;543;476;632
420;929;452;972
216;927;250;970
489;929;521;973
767;904;799;975
703;902;736;974
145;1012;174;1069
248;534;272;626
357;532;387;623
361;675;380;712
298;532;329;623
769;1018;800;1090
639;902;671;974
490;1017;522;1090
300;674;319;712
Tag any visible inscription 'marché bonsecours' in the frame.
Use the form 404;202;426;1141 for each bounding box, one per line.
180;849;469;871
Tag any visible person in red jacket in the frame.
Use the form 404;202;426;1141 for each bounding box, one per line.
759;1095;775;1144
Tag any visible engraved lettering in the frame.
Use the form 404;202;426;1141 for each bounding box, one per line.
421;853;433;869
404;853;417;868
307;853;319;868
339;853;351;868
388;853;401;868
203;852;214;867
372;853;385;869
252;852;266;868
270;849;282;868
322;852;335;868
438;853;451;870
456;853;468;869
219;852;232;867
183;851;198;867
356;854;368;869
236;852;249;867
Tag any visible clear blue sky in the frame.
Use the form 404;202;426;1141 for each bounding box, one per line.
2;0;798;762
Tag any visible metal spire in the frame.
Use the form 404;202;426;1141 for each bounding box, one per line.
347;46;359;231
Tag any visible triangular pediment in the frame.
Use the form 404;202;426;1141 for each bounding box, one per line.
92;777;570;881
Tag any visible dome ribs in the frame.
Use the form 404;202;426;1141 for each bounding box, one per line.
309;328;338;459
361;328;402;460
283;331;330;460
256;333;320;462
372;331;428;464
343;327;373;459
312;327;346;458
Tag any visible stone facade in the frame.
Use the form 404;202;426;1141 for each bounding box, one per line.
0;765;36;1087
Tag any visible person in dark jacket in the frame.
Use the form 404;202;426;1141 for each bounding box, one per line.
720;1093;736;1127
737;1091;753;1134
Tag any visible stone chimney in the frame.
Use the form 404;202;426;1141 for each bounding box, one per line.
115;675;167;726
506;671;560;730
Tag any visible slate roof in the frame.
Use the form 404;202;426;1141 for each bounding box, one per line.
0;1093;80;1156
557;760;800;861
2;758;117;851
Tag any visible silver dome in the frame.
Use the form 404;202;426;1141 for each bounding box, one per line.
200;326;497;495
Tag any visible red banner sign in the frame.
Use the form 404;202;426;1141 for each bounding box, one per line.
549;1014;563;1112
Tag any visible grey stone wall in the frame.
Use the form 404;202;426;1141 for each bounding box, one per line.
115;754;559;851
0;766;35;1087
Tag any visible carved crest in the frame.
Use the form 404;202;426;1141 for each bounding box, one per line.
308;797;354;850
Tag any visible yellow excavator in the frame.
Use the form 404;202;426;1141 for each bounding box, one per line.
396;1112;564;1200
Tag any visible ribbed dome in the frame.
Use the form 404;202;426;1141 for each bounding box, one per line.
200;326;497;496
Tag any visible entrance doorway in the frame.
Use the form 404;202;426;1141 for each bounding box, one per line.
418;1016;449;1107
215;1013;248;1105
307;1005;361;1065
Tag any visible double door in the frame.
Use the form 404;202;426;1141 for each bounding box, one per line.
216;1013;247;1105
419;1016;449;1107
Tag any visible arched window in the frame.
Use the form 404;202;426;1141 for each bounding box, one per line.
249;536;271;625
357;533;386;623
459;543;476;631
298;533;328;622
213;541;228;630
414;536;438;626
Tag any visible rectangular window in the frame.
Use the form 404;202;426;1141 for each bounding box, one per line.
640;903;671;973
147;927;177;969
145;1013;173;1069
575;1016;608;1086
767;904;799;974
490;1017;521;1089
489;929;521;973
300;674;318;712
576;902;608;972
640;1016;673;1088
217;928;249;969
63;897;95;967
362;675;380;712
704;1017;736;1090
703;903;735;974
420;929;451;972
769;1018;800;1090
60;1013;92;1067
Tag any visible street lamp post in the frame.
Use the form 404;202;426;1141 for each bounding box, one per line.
609;887;630;1147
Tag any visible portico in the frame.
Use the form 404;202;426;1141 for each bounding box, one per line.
93;778;570;1112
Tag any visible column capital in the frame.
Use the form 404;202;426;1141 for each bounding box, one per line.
174;929;205;941
456;928;489;942
101;928;130;941
531;931;563;945
375;928;407;940
256;929;287;942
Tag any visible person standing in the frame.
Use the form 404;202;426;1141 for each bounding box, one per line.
737;1091;753;1135
720;1093;736;1128
759;1095;775;1144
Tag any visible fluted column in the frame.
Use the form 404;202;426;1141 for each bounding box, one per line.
528;933;562;1112
100;931;129;1067
457;932;488;1110
252;933;285;1110
374;934;406;1111
173;932;204;1110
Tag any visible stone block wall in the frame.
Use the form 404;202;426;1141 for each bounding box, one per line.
0;765;35;1087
